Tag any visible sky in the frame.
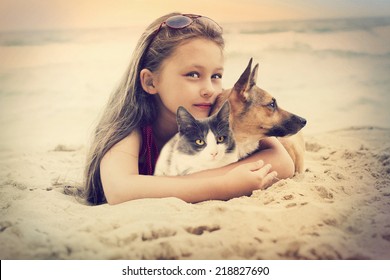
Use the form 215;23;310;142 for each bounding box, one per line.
0;0;390;31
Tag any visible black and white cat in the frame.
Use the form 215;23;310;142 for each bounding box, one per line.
154;102;238;176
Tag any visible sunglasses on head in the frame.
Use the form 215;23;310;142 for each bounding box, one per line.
157;14;222;33
145;14;222;54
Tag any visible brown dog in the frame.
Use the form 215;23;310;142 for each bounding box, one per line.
211;58;306;173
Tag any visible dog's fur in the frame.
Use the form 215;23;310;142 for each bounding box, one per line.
211;58;307;173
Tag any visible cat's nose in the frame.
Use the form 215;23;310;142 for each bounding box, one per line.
211;151;218;159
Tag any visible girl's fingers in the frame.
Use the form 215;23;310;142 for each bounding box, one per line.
254;163;272;177
253;165;277;190
248;160;264;171
263;171;278;188
240;160;277;189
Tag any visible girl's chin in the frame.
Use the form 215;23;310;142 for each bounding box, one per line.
191;105;211;118
191;111;210;119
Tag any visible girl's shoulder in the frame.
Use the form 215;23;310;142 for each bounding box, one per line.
107;128;142;158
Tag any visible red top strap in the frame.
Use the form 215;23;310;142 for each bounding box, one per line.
139;125;159;175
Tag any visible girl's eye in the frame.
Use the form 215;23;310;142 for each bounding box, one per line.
186;72;200;78
212;73;222;79
195;139;205;146
217;136;225;143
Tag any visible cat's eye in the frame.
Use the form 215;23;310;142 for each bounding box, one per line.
217;136;225;143
195;139;205;146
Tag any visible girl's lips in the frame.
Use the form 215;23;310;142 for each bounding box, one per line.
193;103;212;111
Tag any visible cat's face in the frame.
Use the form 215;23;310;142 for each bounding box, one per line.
176;102;236;162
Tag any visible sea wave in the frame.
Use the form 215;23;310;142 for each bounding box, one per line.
0;30;73;46
0;27;136;47
224;23;390;58
223;16;390;35
265;43;390;59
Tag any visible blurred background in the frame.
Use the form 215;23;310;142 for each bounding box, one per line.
0;0;389;151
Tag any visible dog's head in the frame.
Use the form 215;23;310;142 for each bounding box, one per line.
213;58;306;140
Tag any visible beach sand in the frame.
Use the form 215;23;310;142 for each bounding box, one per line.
1;126;389;260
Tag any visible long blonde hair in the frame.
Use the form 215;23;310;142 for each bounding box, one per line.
84;13;224;204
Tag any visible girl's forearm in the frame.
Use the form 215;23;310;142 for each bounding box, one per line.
102;137;293;205
106;161;276;205
106;174;227;205
257;137;294;178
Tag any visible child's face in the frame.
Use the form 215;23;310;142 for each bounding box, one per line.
153;38;224;120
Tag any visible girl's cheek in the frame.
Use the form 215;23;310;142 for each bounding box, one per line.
213;80;223;91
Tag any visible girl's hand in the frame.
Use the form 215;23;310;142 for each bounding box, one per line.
222;160;277;198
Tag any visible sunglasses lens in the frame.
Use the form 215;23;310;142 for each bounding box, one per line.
165;15;193;29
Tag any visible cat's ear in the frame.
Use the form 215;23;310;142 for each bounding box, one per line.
176;106;197;134
216;101;231;123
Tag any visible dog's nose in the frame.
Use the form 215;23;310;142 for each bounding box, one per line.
299;117;307;126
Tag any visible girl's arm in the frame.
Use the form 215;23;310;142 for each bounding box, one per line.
189;137;295;179
257;137;295;179
100;130;278;205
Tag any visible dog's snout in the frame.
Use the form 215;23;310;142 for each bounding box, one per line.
292;115;307;128
299;117;307;126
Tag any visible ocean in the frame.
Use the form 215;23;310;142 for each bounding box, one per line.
0;16;389;151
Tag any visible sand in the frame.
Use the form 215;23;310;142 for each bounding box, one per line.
1;126;389;260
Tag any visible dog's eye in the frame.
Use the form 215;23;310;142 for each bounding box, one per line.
267;99;277;110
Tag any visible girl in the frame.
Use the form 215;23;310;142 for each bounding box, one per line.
84;13;294;205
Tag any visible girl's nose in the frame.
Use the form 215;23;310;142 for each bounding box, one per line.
200;80;216;98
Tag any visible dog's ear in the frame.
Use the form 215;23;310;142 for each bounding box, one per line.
233;58;252;101
249;63;259;88
215;101;230;123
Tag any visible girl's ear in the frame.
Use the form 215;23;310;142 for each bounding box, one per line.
140;69;158;94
